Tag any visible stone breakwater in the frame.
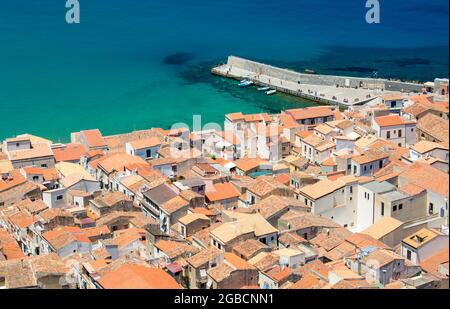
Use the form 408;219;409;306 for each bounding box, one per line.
212;56;424;107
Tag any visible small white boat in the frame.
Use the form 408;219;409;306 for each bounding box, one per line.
266;89;277;95
257;86;271;91
238;80;253;87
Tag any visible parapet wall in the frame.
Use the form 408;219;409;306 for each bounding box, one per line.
227;56;423;92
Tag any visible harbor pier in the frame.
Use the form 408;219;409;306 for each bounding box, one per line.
212;56;424;107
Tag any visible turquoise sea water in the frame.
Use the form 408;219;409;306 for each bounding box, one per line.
0;0;448;142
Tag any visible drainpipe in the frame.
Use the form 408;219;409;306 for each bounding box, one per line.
381;269;387;287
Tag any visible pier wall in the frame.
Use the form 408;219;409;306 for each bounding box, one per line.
226;56;423;92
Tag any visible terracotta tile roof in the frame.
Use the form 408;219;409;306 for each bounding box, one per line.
211;212;278;244
154;240;191;259
0;170;27;192
285;107;334;121
314;124;334;135
42;228;77;250
7;143;54;161
108;228;144;249
273;173;291;186
403;102;430;117
278;232;307;247
178;212;209;226
279;114;299;129
417;113;449;143
0;253;67;288
128;137;162;150
160;196;189;214
399;183;426;196
15;199;48;215
207;262;235;283
233;157;265;172
0;229;25;260
225;112;245;122
402;228;443;249
83;225;111;239
206;182;240;202
247;176;289;197
52;143;86;162
224;252;255;270
345;233;390;250
249;252;279;272
232;239;270;260
243;113;271;123
98;153;148;174
186;247;222;268
361;249;401;269
399;162;449;197
290;273;326;289
250;195;308;220
374;114;415;127
295;130;313;139
81;129;107;148
97;264;180;289
38;208;73;223
265;265;292;282
299;178;346;200
352;148;389;165
420;249;449;278
8;211;35;229
362;217;404;240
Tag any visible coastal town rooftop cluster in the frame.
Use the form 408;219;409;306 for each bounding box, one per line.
0;78;449;289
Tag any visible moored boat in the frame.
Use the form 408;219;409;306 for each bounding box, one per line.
266;89;277;95
257;86;270;91
238;80;253;87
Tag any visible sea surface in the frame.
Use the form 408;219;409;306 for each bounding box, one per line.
0;0;448;142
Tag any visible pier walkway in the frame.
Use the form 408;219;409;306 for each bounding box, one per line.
212;56;424;107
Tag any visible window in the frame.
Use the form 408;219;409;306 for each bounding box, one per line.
381;203;385;216
429;203;434;215
387;131;391;139
350;186;353;194
305;198;308;205
56;195;63;201
347;164;351;171
406;250;412;261
411;128;414;132
393;205;397;212
399;204;403;210
379;161;383;169
398;130;402;137
146;149;152;158
364;166;367;171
